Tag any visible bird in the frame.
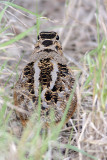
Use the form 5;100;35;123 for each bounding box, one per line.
14;31;77;127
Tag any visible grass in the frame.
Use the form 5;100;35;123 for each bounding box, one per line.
0;0;107;160
84;38;107;112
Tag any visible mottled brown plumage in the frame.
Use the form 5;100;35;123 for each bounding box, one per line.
14;31;77;127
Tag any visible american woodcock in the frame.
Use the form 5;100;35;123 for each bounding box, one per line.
14;31;77;127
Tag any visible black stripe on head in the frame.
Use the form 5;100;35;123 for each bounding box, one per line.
43;49;53;52
42;40;53;47
40;32;56;39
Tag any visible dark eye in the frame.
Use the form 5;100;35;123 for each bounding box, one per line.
37;35;40;40
56;35;59;40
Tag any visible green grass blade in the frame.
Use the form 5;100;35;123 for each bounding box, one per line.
0;25;10;34
0;1;40;16
0;24;37;48
58;73;80;130
84;75;92;88
0;5;8;23
65;144;98;160
0;102;7;126
0;60;7;72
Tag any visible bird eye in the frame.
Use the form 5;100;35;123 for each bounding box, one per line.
37;35;40;40
56;35;59;40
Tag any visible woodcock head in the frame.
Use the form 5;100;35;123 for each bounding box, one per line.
34;31;63;56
